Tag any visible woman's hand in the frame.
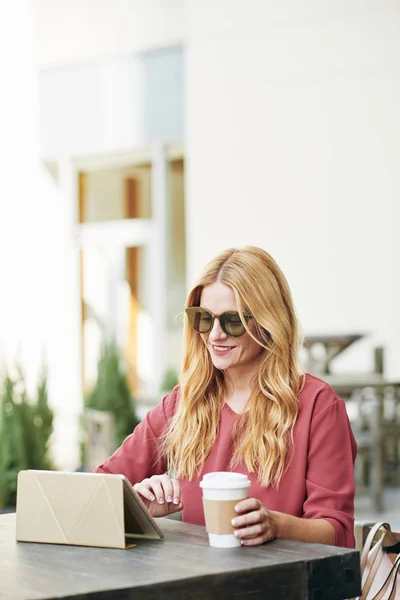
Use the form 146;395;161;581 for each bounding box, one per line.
231;497;278;546
133;474;183;518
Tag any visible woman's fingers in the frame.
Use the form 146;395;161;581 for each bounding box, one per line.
151;474;181;505
232;508;262;529
134;475;181;507
159;474;174;503
132;476;183;518
234;497;259;515
232;498;276;546
235;522;264;539
234;518;275;545
240;534;269;546
171;478;181;505
150;480;168;504
133;480;156;502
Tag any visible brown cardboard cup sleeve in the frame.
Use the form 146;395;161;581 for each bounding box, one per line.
202;498;238;534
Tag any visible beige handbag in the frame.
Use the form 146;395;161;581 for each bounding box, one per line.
351;522;400;600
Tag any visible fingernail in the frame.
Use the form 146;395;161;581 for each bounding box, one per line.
235;505;242;512
231;518;239;526
173;497;179;505
158;498;164;504
149;494;155;501
234;530;241;537
167;496;173;503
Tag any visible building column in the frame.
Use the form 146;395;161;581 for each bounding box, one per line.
105;246;129;347
149;142;168;394
52;156;83;470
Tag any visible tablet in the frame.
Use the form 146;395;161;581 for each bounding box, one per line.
16;470;164;549
120;473;164;540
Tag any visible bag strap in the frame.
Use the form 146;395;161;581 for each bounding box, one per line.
350;523;392;600
360;544;387;600
361;523;391;573
387;554;400;600
372;553;400;600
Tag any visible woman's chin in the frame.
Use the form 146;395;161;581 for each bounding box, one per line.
210;355;235;370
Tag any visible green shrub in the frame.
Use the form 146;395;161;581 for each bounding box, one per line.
84;338;140;448
0;366;54;508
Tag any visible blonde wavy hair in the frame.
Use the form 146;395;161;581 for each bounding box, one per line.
164;246;304;487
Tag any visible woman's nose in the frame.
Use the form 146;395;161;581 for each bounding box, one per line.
208;318;226;340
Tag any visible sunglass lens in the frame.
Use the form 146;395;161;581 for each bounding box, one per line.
221;312;246;337
186;309;213;333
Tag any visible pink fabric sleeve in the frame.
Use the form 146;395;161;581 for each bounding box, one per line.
93;386;179;485
303;392;357;548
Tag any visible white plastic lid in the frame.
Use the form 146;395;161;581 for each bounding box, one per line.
199;471;251;490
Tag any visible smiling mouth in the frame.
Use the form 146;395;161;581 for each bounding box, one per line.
211;345;235;353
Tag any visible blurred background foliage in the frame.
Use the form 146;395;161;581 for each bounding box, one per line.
161;368;179;393
0;365;54;507
84;338;140;447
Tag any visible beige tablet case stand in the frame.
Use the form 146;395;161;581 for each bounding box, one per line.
16;470;164;549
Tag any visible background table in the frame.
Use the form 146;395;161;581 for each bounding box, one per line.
325;374;400;512
0;513;360;600
302;333;364;375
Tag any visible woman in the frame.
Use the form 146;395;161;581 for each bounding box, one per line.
94;246;357;548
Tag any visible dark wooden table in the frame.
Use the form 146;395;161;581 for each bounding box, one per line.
0;513;360;600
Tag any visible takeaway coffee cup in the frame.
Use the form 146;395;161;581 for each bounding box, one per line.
200;472;251;548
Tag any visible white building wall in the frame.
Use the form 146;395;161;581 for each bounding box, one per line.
185;0;400;376
39;46;184;158
33;0;186;68
0;2;83;469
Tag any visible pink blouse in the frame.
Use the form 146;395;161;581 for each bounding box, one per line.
94;373;357;548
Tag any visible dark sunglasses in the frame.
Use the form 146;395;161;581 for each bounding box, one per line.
185;307;252;337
